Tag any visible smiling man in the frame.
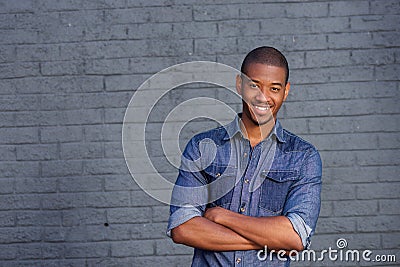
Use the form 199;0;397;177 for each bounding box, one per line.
167;46;322;266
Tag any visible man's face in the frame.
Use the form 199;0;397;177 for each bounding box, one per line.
236;63;290;125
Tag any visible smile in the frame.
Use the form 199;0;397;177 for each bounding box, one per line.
254;105;270;111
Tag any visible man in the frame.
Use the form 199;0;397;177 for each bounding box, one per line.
167;46;322;266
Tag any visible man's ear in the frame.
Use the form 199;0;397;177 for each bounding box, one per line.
236;74;242;95
283;82;290;101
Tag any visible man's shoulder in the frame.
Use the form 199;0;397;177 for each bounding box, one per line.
281;128;319;154
190;124;229;145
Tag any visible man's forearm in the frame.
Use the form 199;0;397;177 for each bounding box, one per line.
171;216;262;251
205;207;303;251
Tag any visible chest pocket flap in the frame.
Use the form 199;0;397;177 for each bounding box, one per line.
259;170;299;214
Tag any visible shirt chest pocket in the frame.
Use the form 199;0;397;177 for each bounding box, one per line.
258;170;298;215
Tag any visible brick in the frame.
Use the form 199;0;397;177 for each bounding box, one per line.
382;233;400;249
40;126;83;143
130;190;160;207
41;160;83;177
152;205;170;222
59;176;103;192
110;240;154;257
41;60;85;76
378;133;400;149
319;151;357;167
62;208;106;227
65;242;109;258
0;178;14;194
126;23;172;40
0;145;16;161
328;32;373;49
40;94;83;111
305;50;351;68
330;1;370;16
288;2;329;18
0;227;42;243
104;175;139;191
316;217;357;234
41;193;85;210
194;5;239;21
172;21;218;38
60;143;103;160
85;191;130;208
0;194;41;210
104;142;123;158
16;144;58;161
156;238;192;255
0;127;38;144
322;184;356;200
379;199;400;215
333;200;378;217
15;76;103;94
0;244;17;259
195;37;237;55
357;183;400;199
16;44;60;62
350;49;395;66
84;124;121;142
42;243;64;259
373;31;400;47
371;0;400;14
17;243;42;259
15;178;57;193
301;133;378;151
356;149;400;167
378;166;399;182
323;166;379;184
16;210;61;226
351;15;400;32
0;211;15;226
131;222;166;239
103;224;131;241
0;45;16;63
0;29;38;44
357;215;399;232
84;159;128;175
105;74;149;92
85;58;130;75
107;207;151;223
376;64;400;81
0;162;39;178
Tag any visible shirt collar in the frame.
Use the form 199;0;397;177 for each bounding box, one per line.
223;113;286;143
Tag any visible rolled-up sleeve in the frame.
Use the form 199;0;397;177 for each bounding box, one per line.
167;137;208;238
283;150;322;249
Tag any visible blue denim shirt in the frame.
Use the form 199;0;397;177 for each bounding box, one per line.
167;115;322;267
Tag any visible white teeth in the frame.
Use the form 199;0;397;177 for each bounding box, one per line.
255;105;268;111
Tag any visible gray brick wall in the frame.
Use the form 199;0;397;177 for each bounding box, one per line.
0;0;399;266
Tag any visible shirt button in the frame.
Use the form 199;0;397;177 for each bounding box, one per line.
236;258;241;264
240;207;245;212
244;179;249;184
215;173;221;177
243;152;247;157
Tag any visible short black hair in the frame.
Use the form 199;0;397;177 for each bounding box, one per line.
241;46;289;83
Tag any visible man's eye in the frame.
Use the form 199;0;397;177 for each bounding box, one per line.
271;87;280;92
249;83;259;88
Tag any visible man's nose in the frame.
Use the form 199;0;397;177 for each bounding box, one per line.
255;89;270;102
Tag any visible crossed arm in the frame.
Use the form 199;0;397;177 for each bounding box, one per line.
171;206;304;252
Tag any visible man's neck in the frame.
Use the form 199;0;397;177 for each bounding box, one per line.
239;117;275;148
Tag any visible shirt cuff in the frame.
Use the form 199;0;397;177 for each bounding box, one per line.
166;205;202;238
287;212;313;249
